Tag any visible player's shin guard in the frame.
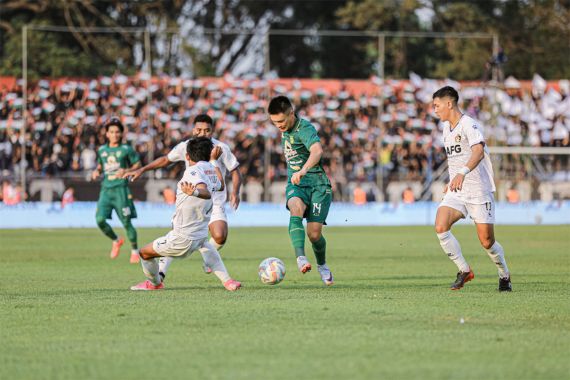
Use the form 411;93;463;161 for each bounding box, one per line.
96;217;118;240
437;231;470;272
140;257;161;286
311;235;327;265
485;241;510;279
158;257;174;277
288;216;306;257
199;242;231;283
209;237;224;251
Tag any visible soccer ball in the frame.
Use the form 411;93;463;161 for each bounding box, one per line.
258;257;286;285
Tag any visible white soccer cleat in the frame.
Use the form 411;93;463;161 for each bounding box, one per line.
318;264;334;286
296;256;312;274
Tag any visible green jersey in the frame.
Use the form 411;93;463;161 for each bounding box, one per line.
282;117;330;187
97;144;140;189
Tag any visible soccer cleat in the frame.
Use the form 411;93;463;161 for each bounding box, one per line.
130;280;164;291
450;269;475;290
130;251;140;264
296;256;312;274
223;279;242;291
202;263;213;274
110;237;124;259
498;276;512;292
318;264;334;286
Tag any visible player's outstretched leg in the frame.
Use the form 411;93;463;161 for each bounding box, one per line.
96;215;124;259
476;223;511;292
199;241;241;291
308;222;333;286
131;244;164;291
120;217;139;264
435;206;473;290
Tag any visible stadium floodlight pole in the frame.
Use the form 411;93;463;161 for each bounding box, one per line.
21;25;28;199
144;28;155;179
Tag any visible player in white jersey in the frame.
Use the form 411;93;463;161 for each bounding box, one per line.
432;86;511;292
129;137;241;291
124;114;242;279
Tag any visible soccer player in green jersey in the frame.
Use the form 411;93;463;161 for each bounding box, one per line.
92;119;141;263
268;96;334;286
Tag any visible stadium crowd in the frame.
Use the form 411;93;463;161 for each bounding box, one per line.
0;73;569;200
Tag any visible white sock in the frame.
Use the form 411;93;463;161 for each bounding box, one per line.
140;258;161;285
437;231;470;273
199;241;231;283
131;249;139;256
485;241;510;279
158;257;174;276
209;237;224;251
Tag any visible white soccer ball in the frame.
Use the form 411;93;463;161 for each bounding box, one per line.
258;257;286;285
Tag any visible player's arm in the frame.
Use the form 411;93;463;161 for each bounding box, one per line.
214;166;225;192
291;142;323;185
91;163;102;180
449;143;485;192
229;167;242;209
180;182;211;199
123;156;170;181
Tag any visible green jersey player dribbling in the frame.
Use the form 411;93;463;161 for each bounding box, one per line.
268;96;333;285
92;118;141;263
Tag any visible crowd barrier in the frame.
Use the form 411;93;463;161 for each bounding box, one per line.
1;201;569;229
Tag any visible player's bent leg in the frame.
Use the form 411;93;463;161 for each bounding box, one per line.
198;241;241;291
131;243;164;291
119;216;139;264
158;257;174;281
204;220;228;274
475;223;511;291
435;206;473;290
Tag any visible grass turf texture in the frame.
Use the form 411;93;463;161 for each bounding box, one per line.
1;226;569;380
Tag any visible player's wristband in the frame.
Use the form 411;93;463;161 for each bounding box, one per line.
192;189;199;197
458;166;471;176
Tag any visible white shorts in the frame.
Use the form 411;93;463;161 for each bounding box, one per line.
152;231;207;258
209;204;227;225
439;192;495;224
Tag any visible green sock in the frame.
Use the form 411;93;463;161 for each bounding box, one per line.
312;236;327;266
288;216;305;257
122;219;138;249
96;217;118;241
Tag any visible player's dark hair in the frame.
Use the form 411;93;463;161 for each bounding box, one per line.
186;136;213;162
194;114;214;127
268;96;293;115
433;86;459;104
104;118;124;133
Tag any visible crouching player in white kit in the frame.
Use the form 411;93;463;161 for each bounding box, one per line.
130;137;241;291
432;86;512;292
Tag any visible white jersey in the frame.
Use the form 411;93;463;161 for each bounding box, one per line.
442;114;496;202
167;137;239;205
170;161;222;239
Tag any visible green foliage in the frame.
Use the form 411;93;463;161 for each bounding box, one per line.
1;226;569;379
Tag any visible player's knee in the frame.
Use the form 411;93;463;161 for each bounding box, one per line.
435;224;450;234
212;234;227;245
480;238;495;250
307;230;322;242
96;216;107;227
139;251;154;260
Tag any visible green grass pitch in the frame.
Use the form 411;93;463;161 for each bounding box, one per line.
1;225;569;379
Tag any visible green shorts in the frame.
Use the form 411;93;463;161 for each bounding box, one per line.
286;183;332;224
96;186;137;221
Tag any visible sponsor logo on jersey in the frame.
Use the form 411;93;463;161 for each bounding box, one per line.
116;151;122;157
290;136;294;143
445;145;462;156
101;152;108;157
455;135;461;143
284;140;299;162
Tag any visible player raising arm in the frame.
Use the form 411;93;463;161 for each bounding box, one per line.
433;86;511;292
268;95;334;286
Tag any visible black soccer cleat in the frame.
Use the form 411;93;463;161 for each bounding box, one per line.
498;276;512;292
450;270;475;290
